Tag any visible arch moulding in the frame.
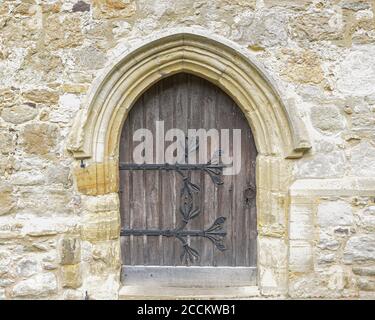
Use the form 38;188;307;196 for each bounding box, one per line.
68;29;311;298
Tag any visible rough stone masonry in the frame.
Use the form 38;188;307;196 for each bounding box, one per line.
0;0;375;300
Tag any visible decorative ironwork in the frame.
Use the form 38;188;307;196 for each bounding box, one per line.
119;138;228;264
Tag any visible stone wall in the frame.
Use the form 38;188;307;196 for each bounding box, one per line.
0;0;375;299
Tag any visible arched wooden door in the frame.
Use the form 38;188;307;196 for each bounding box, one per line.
119;73;257;287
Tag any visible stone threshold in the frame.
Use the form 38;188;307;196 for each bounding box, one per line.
119;286;261;300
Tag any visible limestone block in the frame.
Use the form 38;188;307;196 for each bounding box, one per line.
289;204;313;241
289;240;313;272
62;84;88;94
257;190;288;237
46;165;71;187
17;188;74;215
350;142;375;177
233;9;288;47
341;1;371;11
280;49;324;84
0;184;15;216
63;288;85;300
310;105;345;134
0;221;23;239
22;89;59;105
337;46;375;96
0;104;37;124
289;266;358;299
81;211;120;242
73;46;106;71
44;15;83;50
90;240;121;274
0;250;12;276
0;276;16;288
0;88;18;108
60;237;81;265
0;155;14;177
258;236;287;269
317;233;340;251
16;257;40;277
11;171;45;186
81;193;119;213
74;162;119;195
327;265;347;292
317;253;336;265
343;235;375;264
12;273;57;297
352;266;375;277
92;0;137;19
50;94;81;124
259;266;288;296
61;264;82;289
356;206;375;232
0;288;5;300
357;278;375;291
20;123;59;155
317;200;353;227
21;217;79;237
0;130;14;155
289;10;344;41
295;151;346;179
84;274;119;300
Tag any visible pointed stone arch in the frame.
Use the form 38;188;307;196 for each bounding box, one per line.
68;29;311;298
68;29;310;162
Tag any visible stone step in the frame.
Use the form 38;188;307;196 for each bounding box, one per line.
119;286;261;300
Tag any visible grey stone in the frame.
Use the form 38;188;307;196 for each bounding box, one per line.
46;165;71;187
317;238;341;251
343;235;375;264
0;250;12;276
358;278;375;291
350;142;375;177
356;207;375;233
310;105;345;134
72;1;90;12
352;266;375;277
74;46;106;70
334;226;352;236
295;151;346;178
60;237;81;265
317;201;353;227
11;171;45;186
337;46;375;96
16;258;40;277
0;104;37;124
0;277;15;287
12;273;57;297
0;288;5;300
341;1;371;11
317;253;336;264
0;130;14;155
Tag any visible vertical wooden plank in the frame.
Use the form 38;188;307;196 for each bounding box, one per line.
120;112;132;265
159;76;177;266
200;79;216;266
143;84;160;265
233;99;248;266
248;131;258;267
186;74;204;266
173;73;189;266
215;90;236;266
130;96;145;266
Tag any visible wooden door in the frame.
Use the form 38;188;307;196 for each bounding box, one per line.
119;73;257;287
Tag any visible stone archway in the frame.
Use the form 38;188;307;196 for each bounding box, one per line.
67;28;311;298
